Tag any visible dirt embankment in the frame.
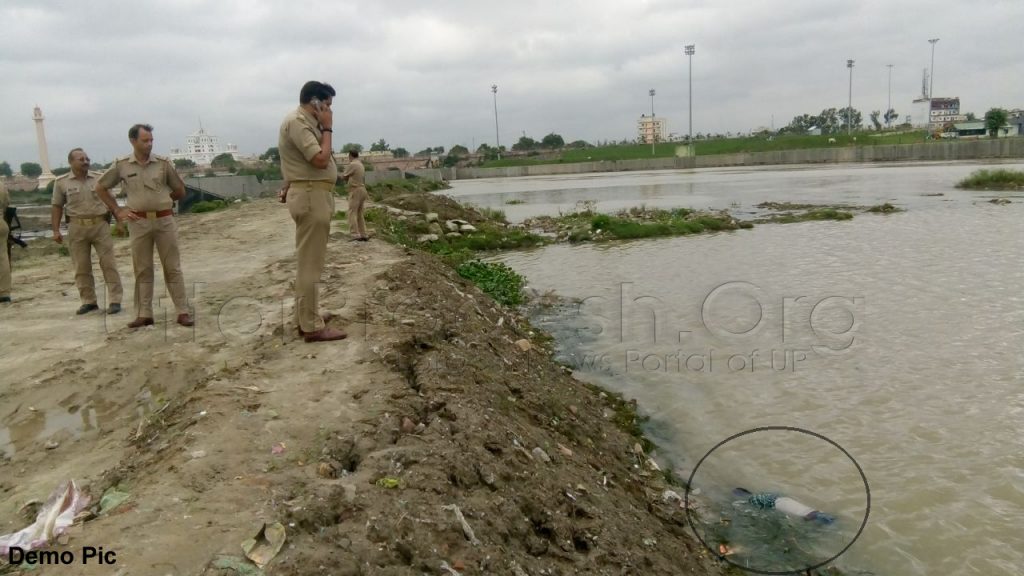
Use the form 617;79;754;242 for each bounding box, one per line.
0;198;726;575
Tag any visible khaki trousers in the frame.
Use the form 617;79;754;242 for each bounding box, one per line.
287;181;334;333
0;219;10;298
127;215;188;318
68;219;123;305
347;186;368;238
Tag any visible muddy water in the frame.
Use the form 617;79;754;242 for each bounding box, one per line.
467;163;1024;575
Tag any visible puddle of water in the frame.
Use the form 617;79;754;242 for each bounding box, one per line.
0;387;163;458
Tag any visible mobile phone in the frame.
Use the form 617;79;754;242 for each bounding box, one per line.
311;98;323;111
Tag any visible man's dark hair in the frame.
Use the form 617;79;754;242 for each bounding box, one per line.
348;149;359;159
129;124;154;140
299;81;337;104
67;148;85;162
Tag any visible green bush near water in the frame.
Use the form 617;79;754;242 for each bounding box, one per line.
455;260;525;306
955;169;1024;190
191;200;228;213
583;209;740;241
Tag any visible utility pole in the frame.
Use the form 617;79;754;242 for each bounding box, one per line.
685;44;695;156
847;59;855;135
491;84;500;160
886;64;894;128
928;38;939;99
649;88;656;155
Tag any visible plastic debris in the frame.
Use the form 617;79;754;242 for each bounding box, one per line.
271;442;286;455
440;561;463;576
0;480;91;556
241;522;286;569
441;504;481;546
98;487;131;515
375;477;400;489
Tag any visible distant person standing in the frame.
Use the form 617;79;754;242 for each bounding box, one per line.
95;124;193;329
0;179;11;303
341;149;368;241
52;148;123;315
278;80;346;343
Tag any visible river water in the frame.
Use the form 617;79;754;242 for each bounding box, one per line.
450;162;1024;575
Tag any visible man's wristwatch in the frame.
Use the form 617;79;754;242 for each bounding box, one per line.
322;128;333;133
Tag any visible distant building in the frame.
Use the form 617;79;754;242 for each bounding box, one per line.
1009;110;1024;136
951;121;1013;139
168;126;239;166
637;114;666;144
911;97;965;129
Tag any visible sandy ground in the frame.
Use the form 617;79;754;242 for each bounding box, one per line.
1;199;727;576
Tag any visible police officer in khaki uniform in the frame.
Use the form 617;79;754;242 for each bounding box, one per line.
0;179;11;303
52;148;123;315
95;124;193;329
278;80;346;343
341;149;368;241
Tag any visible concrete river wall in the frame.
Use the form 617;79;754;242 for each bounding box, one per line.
446;138;1024;180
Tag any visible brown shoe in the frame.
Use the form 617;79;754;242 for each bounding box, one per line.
128;317;154;329
303;326;348;343
177;313;195;327
296;312;337;336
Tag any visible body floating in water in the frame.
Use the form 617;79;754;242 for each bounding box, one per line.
733;487;835;525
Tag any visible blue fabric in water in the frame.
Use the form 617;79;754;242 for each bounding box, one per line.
746;492;778;509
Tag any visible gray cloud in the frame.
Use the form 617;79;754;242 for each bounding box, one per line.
1;0;1021;168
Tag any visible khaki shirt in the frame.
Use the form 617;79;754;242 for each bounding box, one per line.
341;159;365;188
52;173;108;217
278;106;338;183
0;180;8;214
97;154;182;212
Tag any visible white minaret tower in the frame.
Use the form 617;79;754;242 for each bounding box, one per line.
33;105;56;187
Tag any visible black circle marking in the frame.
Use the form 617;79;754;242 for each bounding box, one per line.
683;426;871;575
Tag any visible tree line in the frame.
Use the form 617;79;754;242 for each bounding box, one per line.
781;106;900;135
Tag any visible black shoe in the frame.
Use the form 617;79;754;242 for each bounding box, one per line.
76;303;100;315
107;303;122;315
0;296;10;304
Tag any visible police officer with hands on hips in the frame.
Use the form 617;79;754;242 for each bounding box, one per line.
95;124;194;329
52;147;124;315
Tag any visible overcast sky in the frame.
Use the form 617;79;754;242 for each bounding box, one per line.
1;0;1021;168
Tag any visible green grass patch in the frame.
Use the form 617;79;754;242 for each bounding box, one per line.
955;169;1024;190
8;188;51;205
333;210;347;220
756;201;825;210
583;209;740;241
190;200;229;213
478;131;931;167
367;178;448;201
455;260;525;306
477;206;507;222
504;199;527;205
867;203;903;213
765;208;855;223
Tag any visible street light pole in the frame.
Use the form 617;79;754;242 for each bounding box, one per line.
685;44;695;157
491;84;500;160
649;88;656;155
928;38;939;99
886;64;894;129
847;59;855;135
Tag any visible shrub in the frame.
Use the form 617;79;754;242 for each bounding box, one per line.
191;200;228;213
455;260;525;306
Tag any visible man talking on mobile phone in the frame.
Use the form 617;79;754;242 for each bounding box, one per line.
277;80;347;343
